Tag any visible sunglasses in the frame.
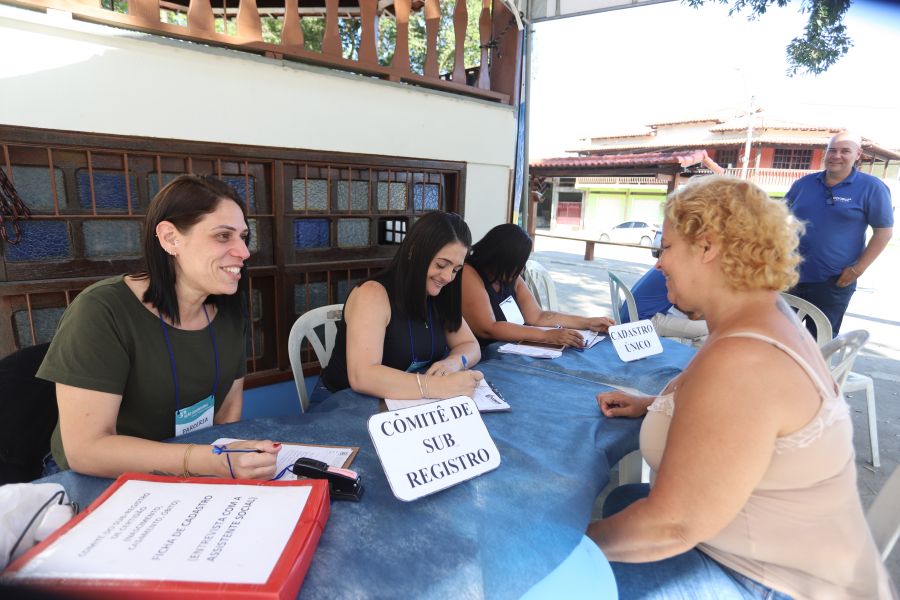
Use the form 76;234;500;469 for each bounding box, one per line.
825;188;835;206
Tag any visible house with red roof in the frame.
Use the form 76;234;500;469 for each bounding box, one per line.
531;112;900;236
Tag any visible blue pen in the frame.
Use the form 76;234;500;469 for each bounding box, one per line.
212;446;263;455
461;355;468;369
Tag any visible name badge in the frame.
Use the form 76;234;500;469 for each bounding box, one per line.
368;397;501;501
499;295;525;325
175;394;215;437
608;320;663;362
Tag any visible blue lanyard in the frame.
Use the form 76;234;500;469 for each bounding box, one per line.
159;305;219;411
407;298;435;364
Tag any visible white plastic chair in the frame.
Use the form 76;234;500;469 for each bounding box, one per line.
867;465;900;561
608;272;638;324
782;295;880;468
821;330;880;468
287;304;343;413
523;259;559;311
781;293;832;346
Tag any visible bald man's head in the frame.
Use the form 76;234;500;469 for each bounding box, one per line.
824;130;862;183
829;130;863;150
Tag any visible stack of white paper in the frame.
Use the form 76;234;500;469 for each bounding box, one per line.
497;343;562;359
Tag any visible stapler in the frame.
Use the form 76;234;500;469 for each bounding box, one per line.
292;457;364;501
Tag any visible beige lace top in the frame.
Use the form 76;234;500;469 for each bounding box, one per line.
640;332;895;600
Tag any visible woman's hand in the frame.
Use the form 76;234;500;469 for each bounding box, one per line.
596;391;653;418
424;370;484;399
586;316;616;332
540;327;585;348
217;439;280;480
425;356;466;377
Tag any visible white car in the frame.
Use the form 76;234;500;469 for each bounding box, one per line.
599;221;660;246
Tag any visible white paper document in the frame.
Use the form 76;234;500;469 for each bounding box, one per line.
575;329;605;349
385;379;510;412
213;438;355;479
498;295;526;325
497;342;563;359
13;480;310;584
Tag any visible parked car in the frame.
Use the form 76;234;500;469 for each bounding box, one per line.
650;229;663;258
599;221;660;246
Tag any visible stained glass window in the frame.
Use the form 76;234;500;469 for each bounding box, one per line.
77;170;137;212
83;220;142;258
4;221;71;261
294;219;330;249
337;218;369;247
2;166;65;212
335;181;369;211
292;179;329;211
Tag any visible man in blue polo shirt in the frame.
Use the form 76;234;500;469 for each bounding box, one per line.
624;267;708;345
786;130;893;336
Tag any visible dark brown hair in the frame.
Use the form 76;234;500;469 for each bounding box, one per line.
136;175;248;324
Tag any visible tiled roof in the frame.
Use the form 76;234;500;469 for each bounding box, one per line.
647;118;725;128
568;134;900;159
531;149;721;170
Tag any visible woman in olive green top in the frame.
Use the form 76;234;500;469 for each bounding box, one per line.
38;175;279;479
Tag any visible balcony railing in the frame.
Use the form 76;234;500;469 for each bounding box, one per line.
723;168;817;190
3;0;521;104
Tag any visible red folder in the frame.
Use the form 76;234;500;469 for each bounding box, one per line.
4;473;330;599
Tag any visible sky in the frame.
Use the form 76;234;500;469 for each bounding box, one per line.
528;0;900;159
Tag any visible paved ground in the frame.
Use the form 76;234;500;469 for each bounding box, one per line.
532;233;900;583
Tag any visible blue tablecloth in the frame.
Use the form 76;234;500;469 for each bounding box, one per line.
37;340;695;599
483;336;695;395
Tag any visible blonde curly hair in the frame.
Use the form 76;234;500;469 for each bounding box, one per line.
664;175;803;291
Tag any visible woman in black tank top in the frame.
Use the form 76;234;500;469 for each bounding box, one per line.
319;211;484;402
461;223;614;348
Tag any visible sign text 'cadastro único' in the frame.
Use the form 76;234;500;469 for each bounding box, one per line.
367;397;500;501
608;319;663;362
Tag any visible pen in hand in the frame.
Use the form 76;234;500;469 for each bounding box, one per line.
212;445;265;455
461;355;468;370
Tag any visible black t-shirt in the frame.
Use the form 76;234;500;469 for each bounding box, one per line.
321;274;448;393
471;265;516;347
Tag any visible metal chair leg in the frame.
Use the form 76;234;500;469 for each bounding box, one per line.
864;377;879;469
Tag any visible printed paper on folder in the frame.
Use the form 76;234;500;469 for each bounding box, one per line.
10;480;310;584
212;438;357;477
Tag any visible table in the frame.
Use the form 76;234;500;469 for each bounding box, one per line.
482;336;696;395
37;338;694;599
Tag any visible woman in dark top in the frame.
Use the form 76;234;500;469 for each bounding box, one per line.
462;223;615;347
320;211;483;401
38;175;278;480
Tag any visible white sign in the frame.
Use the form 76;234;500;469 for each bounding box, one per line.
607;319;663;362
368;397;501;501
12;481;309;584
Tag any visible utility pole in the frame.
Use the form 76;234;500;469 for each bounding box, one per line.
740;95;755;180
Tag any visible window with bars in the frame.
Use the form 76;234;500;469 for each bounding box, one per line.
0;128;463;384
772;148;813;170
715;148;738;168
